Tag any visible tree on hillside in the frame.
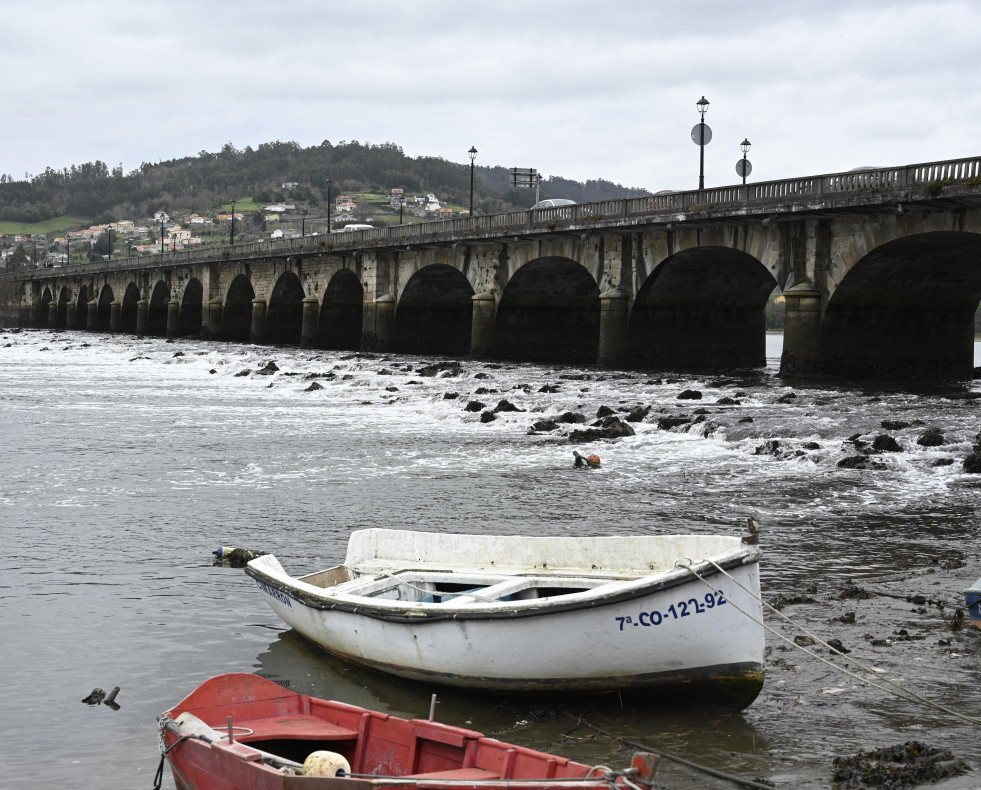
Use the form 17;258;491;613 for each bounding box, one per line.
5;244;30;271
0;140;647;227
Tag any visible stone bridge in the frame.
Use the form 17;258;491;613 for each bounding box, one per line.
4;156;981;380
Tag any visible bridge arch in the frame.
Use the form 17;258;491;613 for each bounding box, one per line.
72;286;89;329
121;282;140;334
818;230;981;378
495;256;600;363
96;284;114;331
319;268;363;350
179;278;204;337
224;274;255;343
267;272;304;346
53;287;70;329
629;247;776;369
395;264;474;355
39;287;53;328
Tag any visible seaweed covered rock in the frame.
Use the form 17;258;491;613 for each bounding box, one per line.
625;405;651;423
832;741;967;789
416;361;462;377
568;416;635;443
963;431;981;474
529;419;559;433
915;427;945;447
871;434;901;452
657;415;691;430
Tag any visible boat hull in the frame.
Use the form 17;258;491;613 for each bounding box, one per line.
159;674;650;790
247;532;765;709
964;580;981;630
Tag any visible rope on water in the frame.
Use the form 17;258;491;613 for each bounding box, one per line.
561;713;776;790
676;557;981;727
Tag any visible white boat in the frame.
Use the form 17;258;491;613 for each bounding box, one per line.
246;528;765;708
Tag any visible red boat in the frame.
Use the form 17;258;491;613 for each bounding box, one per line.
157;674;658;790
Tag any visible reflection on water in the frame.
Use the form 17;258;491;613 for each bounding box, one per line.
254;628;773;785
1;329;980;790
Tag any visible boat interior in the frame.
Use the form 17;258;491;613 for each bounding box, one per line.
297;567;625;605
171;675;593;780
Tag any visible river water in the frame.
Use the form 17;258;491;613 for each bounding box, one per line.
1;329;980;790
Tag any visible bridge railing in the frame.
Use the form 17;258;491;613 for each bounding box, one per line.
7;155;981;280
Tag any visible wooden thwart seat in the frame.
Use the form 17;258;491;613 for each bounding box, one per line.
237;714;359;742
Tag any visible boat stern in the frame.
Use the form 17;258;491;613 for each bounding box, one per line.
963;579;981;630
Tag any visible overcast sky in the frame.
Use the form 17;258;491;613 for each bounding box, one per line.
4;1;978;194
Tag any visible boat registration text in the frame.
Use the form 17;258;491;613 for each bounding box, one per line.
616;591;727;630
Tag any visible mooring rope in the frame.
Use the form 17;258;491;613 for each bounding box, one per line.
676;557;981;727
561;713;776;790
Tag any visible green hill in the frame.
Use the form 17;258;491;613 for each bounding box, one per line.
0;140;648;232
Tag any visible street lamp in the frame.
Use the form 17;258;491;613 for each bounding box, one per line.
160;217;166;252
229;202;236;246
399;199;404;225
468;146;478;215
692;96;712;190
301;211;307;237
737;139;752;185
326;178;333;231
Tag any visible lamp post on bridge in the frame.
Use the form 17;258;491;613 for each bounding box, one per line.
468;146;478;215
229;202;236;246
326;178;333;233
692;96;712;190
737;139;752;186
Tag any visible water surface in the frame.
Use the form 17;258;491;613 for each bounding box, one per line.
1;330;979;789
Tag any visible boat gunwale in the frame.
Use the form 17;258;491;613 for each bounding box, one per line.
158;674;634;788
245;548;760;624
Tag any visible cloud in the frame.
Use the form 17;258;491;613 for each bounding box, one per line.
3;0;979;190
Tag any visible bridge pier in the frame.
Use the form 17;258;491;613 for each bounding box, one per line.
110;300;121;333
362;294;395;351
48;303;59;329
470;292;496;358
250;298;267;344
598;288;629;367
202;298;223;339
136;299;149;336
86;300;98;331
780;284;822;377
166;299;180;338
300;296;319;348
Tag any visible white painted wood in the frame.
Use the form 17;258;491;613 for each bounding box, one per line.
247;529;764;695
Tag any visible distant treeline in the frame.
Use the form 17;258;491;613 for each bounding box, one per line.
0;140;648;225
